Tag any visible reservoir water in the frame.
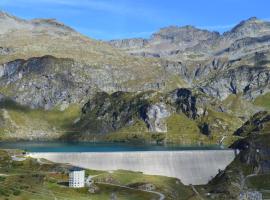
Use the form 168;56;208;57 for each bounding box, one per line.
0;142;224;152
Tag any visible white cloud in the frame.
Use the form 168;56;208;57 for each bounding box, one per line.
0;0;153;18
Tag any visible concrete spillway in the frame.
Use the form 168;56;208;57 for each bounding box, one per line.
30;150;235;185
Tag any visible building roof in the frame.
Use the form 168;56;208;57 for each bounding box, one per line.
69;167;85;172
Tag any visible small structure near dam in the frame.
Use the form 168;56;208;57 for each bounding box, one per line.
69;167;85;188
30;150;235;185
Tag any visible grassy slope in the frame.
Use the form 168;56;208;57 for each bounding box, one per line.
165;114;203;144
200;108;242;145
0;150;157;200
0;102;242;145
254;92;270;111
246;174;270;189
0;92;246;145
103;114;206;145
222;94;259;118
0;150;199;200
0;24;188;93
93;170;197;200
0;27;162;71
0;100;81;140
197;156;253;200
197;112;270;200
196;145;270;199
101;111;241;146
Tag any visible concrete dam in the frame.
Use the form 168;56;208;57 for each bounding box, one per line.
30;150;235;185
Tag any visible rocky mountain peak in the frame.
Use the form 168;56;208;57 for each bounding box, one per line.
152;25;220;42
157;25;198;33
31;18;59;24
232;17;264;30
0;10;12;18
0;10;7;18
0;10;25;22
0;11;77;36
109;38;148;49
224;17;270;39
0;11;29;34
109;25;220;54
246;16;259;21
30;18;75;32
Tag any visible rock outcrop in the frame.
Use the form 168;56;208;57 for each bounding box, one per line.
231;112;270;174
0;12;270;144
199;65;270;100
76;89;198;134
0;56;169;109
110;17;270;101
233;111;270;137
143;103;170;133
0;11;182;110
224;17;270;40
204;111;270;199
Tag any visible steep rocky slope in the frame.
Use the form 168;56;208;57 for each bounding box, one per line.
110;17;270;61
0;11;270;145
110;25;221;60
0;56;165;109
0;11;191;109
110;17;270;101
64;89;243;145
77;89;197;134
202;111;270;199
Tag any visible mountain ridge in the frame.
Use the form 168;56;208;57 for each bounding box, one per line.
0;12;269;146
0;11;270;200
109;17;270;63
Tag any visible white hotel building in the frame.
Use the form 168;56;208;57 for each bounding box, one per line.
69;167;85;188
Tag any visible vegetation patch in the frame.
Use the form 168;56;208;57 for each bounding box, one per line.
254;92;270;111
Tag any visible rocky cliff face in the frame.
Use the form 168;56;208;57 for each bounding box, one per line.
199;65;270;100
109;38;148;49
143;103;170;133
0;11;270;144
76;88;198;134
0;56;171;109
109;17;270;101
233;111;270;137
203;111;270;199
224;17;270;40
231;112;270;174
109;17;270;60
109;25;221;59
0;11;181;98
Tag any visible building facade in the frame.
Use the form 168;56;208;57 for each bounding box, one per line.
239;191;263;200
69;167;85;188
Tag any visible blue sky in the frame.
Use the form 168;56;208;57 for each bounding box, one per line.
0;0;270;40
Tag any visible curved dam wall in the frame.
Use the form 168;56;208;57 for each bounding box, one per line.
30;150;235;185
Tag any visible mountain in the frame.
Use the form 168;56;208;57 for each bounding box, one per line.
109;17;270;61
203;111;270;199
110;25;220;59
110;17;270;101
224;17;270;39
0;11;190;109
0;11;270;145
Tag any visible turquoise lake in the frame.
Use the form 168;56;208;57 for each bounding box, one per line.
0;142;224;152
